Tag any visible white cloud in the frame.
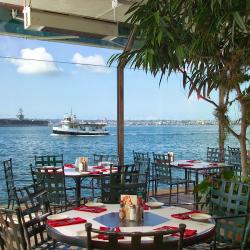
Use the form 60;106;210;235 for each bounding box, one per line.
9;47;59;75
72;53;111;73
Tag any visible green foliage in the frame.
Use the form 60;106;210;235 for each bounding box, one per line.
109;0;250;96
195;168;238;208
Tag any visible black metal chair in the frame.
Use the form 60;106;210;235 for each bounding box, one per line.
93;154;118;166
227;146;241;176
34;166;76;212
0;208;27;250
2;158;16;209
85;222;186;250
34;154;64;167
133;151;156;198
153;153;195;204
207;147;225;163
13;183;52;249
101;171;148;204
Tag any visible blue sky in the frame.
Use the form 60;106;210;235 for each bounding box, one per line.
0;35;237;120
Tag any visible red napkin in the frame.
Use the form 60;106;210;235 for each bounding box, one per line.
47;217;86;227
98;226;124;240
74;206;107;213
209;163;218;166
143;204;150;210
178;163;194;167
155;226;197;238
171;210;201;220
186;160;197;163
93;165;105;169
64;163;75;168
89;171;101;175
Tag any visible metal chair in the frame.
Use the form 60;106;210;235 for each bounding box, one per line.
34;166;75;212
93;154;118;165
13;183;52;249
34;154;64;167
153;153;195;204
2;158;16;209
210;180;250;249
133;151;155;198
87;154;118;199
227;146;241;176
207;147;225;163
85;222;186;250
101;171;148;204
0;208;27;250
193;179;250;250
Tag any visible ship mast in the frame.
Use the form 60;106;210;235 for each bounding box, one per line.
16;108;24;120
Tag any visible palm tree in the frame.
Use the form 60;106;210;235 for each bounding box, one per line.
110;0;250;177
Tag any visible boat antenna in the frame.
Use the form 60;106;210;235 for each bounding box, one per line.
70;108;73;117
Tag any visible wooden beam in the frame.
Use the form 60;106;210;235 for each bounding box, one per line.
117;26;137;165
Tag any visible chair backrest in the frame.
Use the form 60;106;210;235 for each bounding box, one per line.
3;158;16;208
34;154;64;167
34;167;67;209
227;147;241;174
93;154;118;165
0;208;27;250
210;179;250;246
85;222;186;250
207;147;224;163
153;153;171;183
13;183;51;249
101;172;148;204
133;151;150;174
114;163;143;184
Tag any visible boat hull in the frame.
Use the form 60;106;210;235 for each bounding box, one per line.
0;119;48;126
52;128;109;136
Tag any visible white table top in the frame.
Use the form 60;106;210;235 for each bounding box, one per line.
48;204;214;242
171;160;228;170
64;166;117;177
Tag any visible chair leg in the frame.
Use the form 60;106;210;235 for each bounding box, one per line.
169;184;172;205
177;184;179;204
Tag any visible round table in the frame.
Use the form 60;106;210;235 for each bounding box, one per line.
64;166;117;206
47;205;215;249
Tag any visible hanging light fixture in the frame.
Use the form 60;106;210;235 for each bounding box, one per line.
112;0;118;21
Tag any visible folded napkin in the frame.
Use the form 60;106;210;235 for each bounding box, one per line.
93;165;105;169
171;210;201;220
64;163;75;168
186;160;199;163
98;226;124;240
74;205;107;213
209;163;219;166
47;217;87;227
89;171;101;175
155;225;197;238
178;163;194;167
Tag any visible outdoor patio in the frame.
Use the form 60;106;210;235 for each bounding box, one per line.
0;0;249;250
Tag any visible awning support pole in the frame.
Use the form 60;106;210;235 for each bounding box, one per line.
117;26;137;165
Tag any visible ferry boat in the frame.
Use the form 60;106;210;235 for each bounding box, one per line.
52;113;109;136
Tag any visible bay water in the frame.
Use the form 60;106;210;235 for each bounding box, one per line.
0;125;246;203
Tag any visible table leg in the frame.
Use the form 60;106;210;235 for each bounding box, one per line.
195;171;199;209
185;169;188;194
75;178;81;207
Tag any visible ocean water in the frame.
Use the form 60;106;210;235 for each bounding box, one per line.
0;125;246;203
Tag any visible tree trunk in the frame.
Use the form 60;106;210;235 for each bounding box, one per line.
239;103;249;177
218;85;226;162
